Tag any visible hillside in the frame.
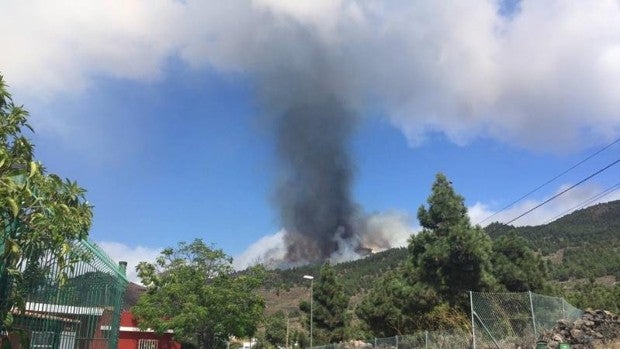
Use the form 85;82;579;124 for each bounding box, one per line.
123;200;619;316
486;200;620;281
262;200;620;313
263;247;407;294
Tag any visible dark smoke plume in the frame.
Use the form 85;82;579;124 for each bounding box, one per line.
275;96;360;264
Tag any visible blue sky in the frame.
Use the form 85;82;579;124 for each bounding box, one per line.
1;1;619;281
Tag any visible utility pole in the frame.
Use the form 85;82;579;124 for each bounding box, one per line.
303;275;314;349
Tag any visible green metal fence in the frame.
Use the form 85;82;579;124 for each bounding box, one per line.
1;239;128;349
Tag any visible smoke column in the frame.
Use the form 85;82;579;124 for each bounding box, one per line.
275;97;360;264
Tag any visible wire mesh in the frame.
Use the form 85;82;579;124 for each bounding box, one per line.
471;292;581;349
530;293;581;333
1;239;127;349
471;292;536;348
307;292;580;349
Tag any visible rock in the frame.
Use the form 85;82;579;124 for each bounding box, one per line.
559;320;572;328
538;308;619;349
570;329;583;339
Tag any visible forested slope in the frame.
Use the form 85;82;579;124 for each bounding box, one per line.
267;200;620;290
486;200;620;280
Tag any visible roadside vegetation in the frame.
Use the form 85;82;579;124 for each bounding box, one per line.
260;178;619;345
0;75;93;348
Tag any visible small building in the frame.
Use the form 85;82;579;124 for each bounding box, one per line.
117;311;180;349
118;284;180;349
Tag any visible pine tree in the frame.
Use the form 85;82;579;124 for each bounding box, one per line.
356;269;411;336
491;232;546;292
303;261;350;344
408;173;497;309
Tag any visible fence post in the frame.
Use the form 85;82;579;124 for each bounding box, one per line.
473;312;501;349
529;291;538;338
374;338;377;348
395;335;399;348
470;291;476;349
561;297;566;319
425;331;428;349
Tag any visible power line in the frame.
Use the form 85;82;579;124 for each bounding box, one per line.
476;137;620;225
544;182;620;224
502;158;619;226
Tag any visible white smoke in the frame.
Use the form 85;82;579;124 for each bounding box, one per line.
234;211;416;269
361;211;415;251
233;230;288;270
235;189;620;269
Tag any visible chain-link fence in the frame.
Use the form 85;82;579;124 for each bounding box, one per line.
470;291;581;349
1;239;128;349
308;292;580;349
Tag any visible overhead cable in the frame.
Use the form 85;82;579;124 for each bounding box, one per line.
476;137;620;225
502;159;619;226
543;182;620;224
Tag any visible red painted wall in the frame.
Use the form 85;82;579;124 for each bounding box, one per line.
117;312;181;349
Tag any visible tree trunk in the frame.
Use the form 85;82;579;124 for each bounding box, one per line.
200;330;216;349
0;334;11;349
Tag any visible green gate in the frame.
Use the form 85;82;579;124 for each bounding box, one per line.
1;239;128;349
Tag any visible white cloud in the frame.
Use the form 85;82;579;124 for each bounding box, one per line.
469;183;620;227
96;241;162;283
0;0;183;97
1;0;619;150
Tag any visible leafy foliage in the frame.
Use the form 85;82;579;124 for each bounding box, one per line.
312;262;350;343
486;201;620;282
357;173;547;336
408;173;497;309
491;233;546;291
357;174;489;335
263;311;287;348
0;75;93;337
265;196;620;338
545;280;620;314
355;269;410;336
264;247;407;294
133;239;265;349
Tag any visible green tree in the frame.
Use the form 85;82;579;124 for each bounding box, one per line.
564;280;620;313
357;173;493;335
133;239;265;349
355;269;410;336
0;75;93;343
409;173;497;309
491;233;546;292
300;261;350;344
290;329;308;349
264;311;287;348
